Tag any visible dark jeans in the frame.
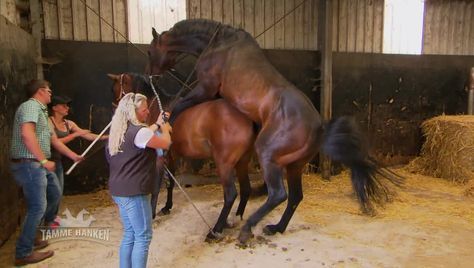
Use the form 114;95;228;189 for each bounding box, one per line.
10;161;61;259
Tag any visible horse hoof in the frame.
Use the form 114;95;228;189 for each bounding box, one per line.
158;209;171;216
263;225;280;235
205;231;223;243
224;221;235;229
238;230;254;244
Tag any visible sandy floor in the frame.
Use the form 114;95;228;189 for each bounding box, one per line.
1;167;473;268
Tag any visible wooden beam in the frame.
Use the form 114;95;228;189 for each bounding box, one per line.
29;0;43;79
318;0;333;180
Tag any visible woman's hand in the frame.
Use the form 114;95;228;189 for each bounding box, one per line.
156;111;170;126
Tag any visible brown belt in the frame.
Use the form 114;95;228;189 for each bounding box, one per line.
11;158;39;163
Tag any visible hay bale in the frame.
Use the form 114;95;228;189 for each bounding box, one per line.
408;115;474;183
465;181;474;196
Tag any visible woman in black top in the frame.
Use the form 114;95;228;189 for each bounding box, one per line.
48;95;107;226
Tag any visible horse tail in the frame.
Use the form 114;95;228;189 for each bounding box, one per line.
320;116;404;214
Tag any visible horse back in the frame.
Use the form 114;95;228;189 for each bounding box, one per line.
171;99;255;160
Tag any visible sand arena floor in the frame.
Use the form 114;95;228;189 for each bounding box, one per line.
0;167;473;268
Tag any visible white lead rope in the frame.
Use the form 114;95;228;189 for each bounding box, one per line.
149;76;216;235
163;166;216;234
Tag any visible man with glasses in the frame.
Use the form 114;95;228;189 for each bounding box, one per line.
10;79;83;265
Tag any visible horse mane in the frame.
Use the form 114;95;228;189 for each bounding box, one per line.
168;19;254;44
128;73;153;97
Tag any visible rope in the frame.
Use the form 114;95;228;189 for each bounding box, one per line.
148;76;216;236
168;23;222;110
163;166;216;235
77;0;215;232
254;0;309;40
78;0;192;94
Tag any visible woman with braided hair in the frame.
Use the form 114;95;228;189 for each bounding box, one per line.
107;92;172;268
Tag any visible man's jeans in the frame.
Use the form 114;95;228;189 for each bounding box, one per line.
113;195;153;268
10;161;61;259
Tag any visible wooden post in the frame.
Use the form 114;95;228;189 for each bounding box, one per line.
29;0;44;79
318;0;333;180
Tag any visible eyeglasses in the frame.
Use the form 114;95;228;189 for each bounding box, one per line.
41;87;53;94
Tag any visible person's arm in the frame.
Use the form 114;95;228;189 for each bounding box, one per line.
68;120;107;141
51;130;83;162
21;122;55;171
146;122;172;150
49;118;89;144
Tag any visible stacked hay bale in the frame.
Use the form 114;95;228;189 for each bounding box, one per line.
409;115;474;184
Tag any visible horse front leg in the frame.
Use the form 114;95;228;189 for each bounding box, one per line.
159;171;174;215
151;157;167;219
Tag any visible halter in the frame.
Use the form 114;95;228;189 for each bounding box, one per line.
112;73;161;114
112;74;126;108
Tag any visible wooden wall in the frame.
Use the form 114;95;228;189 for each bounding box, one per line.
0;14;38;247
42;0;128;42
187;0;320;50
185;0;386;51
39;0;474;54
128;0;187;43
423;0;474;55
332;0;384;53
0;0;18;26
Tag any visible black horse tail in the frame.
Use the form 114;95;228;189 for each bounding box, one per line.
321;116;404;214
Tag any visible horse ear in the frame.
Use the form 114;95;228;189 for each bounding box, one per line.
152;27;159;40
107;73;120;81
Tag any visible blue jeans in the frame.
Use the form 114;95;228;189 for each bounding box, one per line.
10;161;61;259
113;195;153;268
53;160;64;216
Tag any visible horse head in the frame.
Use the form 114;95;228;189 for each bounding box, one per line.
147;28;179;75
108;73;133;108
107;72;175;112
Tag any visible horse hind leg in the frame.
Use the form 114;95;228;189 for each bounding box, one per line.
238;160;286;244
206;164;238;242
263;162;304;236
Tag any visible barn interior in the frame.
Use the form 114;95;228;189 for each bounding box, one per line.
1;0;473;267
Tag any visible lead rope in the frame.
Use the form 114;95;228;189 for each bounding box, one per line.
148;76;216;236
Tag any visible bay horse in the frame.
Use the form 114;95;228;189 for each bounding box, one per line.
147;19;403;244
108;72;257;240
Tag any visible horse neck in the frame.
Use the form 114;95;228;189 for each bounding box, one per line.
167;35;210;56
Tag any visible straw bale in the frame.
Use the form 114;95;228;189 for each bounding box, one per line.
408;115;474;183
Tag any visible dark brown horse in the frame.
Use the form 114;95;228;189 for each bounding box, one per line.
147;19;402;244
108;72;257;239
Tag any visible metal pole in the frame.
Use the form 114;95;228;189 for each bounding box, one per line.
65;122;111;175
468;67;474;115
